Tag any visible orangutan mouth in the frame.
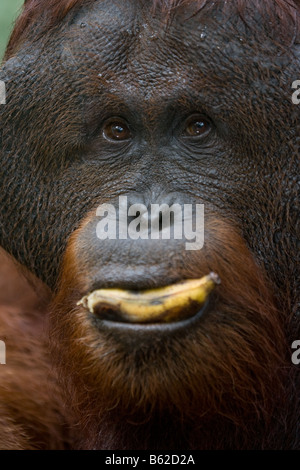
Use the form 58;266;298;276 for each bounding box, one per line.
77;272;220;325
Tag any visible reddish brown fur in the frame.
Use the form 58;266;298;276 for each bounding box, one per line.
0;252;70;449
48;216;292;449
0;304;72;449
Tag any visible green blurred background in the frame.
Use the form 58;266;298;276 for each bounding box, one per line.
0;0;24;61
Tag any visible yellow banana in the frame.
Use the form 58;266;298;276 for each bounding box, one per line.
78;272;220;324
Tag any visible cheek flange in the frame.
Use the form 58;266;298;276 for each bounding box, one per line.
77;272;220;324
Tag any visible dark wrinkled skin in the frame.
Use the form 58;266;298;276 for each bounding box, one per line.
0;0;299;450
0;1;298;298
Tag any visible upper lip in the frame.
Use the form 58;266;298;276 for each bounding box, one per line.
86;267;184;292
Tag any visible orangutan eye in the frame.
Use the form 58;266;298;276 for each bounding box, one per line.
183;115;212;138
102;119;132;141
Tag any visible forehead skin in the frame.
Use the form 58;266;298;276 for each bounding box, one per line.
58;0;279;110
49;0;296;139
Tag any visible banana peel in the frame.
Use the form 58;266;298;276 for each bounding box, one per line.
78;272;220;324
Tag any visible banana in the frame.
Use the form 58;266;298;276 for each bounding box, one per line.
78;272;220;324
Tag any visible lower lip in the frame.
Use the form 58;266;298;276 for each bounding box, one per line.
91;299;210;334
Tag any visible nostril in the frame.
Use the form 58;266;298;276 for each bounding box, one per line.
118;191;191;236
157;210;175;231
159;211;163;231
128;210;141;225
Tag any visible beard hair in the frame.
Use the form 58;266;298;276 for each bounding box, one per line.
49;218;292;449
